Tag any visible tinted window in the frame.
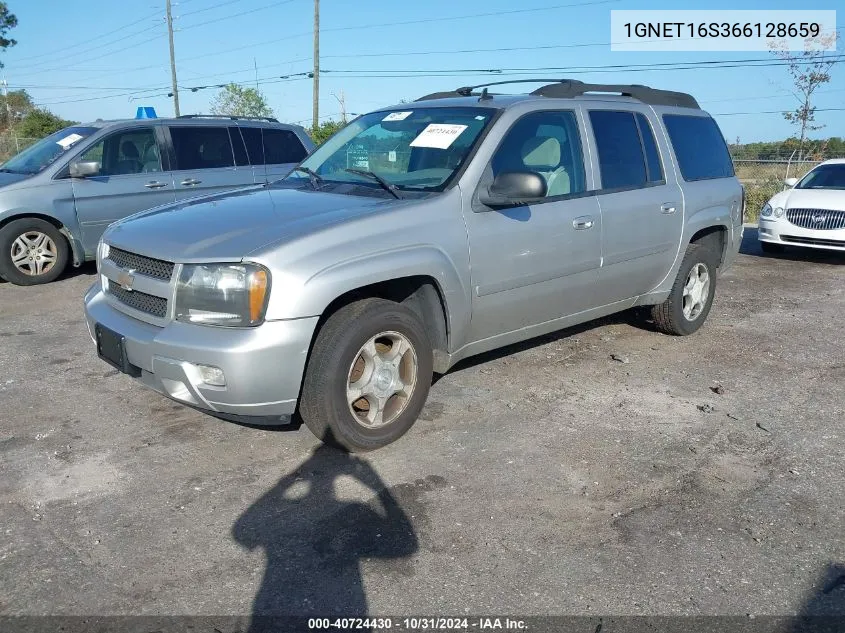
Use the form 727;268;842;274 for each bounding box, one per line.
229;127;249;166
589;110;646;189
662;115;734;181
240;127;265;165
263;129;307;165
79;127;160;176
491;110;586;197
796;164;845;190
636;113;663;182
170;126;234;170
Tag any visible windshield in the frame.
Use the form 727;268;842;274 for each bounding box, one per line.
796;164;845;190
286;107;495;193
1;126;98;175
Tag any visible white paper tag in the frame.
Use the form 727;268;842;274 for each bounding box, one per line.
409;124;468;149
388;150;397;162
383;111;412;121
56;133;83;149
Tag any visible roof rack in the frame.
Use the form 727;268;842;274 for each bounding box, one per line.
177;114;280;122
416;79;699;109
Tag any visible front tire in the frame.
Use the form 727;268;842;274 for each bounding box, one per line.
651;243;718;336
0;218;69;286
299;298;434;452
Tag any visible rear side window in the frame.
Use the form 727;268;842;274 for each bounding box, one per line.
636;113;664;183
228;127;250;166
240;127;264;165
589;110;647;190
170;126;235;170
662;115;734;181
263;128;307;164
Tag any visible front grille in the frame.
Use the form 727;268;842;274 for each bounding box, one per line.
106;283;168;318
786;208;845;231
107;247;174;281
781;235;845;248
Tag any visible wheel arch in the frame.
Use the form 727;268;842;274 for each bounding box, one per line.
0;212;83;267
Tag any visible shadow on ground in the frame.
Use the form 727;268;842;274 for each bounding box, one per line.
233;444;433;632
741;226;845;265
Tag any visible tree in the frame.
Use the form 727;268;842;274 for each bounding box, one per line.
770;33;840;154
0;2;16;53
16;109;76;138
210;83;274;118
0;88;33;129
308;119;343;145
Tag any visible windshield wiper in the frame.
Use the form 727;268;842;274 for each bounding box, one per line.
292;166;324;190
344;168;403;199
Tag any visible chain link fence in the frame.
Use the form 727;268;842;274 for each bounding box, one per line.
733;152;845;221
0;135;37;162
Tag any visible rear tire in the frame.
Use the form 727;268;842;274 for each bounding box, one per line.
651;243;718;336
299;298;434;452
760;241;785;254
0;218;69;286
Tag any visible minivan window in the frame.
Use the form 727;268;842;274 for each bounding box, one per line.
636;113;664;183
78;128;161;176
229;127;250;166
1;126;97;175
662;115;734;181
170;126;235;170
240;127;264;165
589;110;647;190
263;129;307;164
491;110;586;197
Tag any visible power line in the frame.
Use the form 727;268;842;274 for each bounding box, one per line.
179;0;298;31
6;9;161;64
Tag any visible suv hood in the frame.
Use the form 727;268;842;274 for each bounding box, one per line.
105;186;402;262
769;187;845;211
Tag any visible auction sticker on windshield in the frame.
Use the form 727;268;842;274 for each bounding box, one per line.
56;133;84;149
383;111;413;121
410;124;468;149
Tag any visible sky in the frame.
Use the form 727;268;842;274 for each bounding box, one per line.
1;0;843;143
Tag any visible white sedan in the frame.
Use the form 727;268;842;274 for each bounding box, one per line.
758;159;845;254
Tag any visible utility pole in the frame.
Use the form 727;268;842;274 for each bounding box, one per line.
312;0;319;131
332;89;346;123
1;76;19;152
165;0;180;116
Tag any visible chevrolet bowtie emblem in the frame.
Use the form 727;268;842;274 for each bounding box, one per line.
117;270;135;291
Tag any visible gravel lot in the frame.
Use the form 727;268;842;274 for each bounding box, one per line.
1;228;843;620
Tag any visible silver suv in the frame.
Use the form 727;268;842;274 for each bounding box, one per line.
0;115;313;285
83;80;743;451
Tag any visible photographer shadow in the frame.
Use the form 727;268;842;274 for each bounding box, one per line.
232;443;419;632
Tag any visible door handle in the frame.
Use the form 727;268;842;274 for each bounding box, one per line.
572;216;594;230
660;203;677;214
180;178;202;186
144;181;168;189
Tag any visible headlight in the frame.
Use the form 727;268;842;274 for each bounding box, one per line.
761;203;773;217
96;238;109;272
773;206;785;218
174;263;270;327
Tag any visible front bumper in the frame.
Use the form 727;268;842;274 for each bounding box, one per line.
758;218;845;252
84;281;319;421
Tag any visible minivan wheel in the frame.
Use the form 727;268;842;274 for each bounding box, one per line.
0;218;69;286
299;298;434;452
651;243;718;336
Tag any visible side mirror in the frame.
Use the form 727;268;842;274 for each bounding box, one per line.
69;161;101;178
478;171;547;207
784;177;798;188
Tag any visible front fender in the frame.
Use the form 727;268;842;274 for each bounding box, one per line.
265;245;471;353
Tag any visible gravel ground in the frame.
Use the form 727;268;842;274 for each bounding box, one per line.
0;228;843;619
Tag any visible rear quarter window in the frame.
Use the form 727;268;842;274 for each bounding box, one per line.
262;128;307;164
662;115;734;181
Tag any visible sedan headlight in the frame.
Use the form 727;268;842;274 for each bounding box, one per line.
175;263;270;327
761;203;773;218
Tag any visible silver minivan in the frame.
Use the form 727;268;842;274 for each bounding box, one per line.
0;116;314;285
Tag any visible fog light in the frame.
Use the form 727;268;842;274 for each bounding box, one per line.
197;364;226;386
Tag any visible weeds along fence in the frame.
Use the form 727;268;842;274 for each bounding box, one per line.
0;135;37;162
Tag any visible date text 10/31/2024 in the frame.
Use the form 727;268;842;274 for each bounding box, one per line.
307;617;528;630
